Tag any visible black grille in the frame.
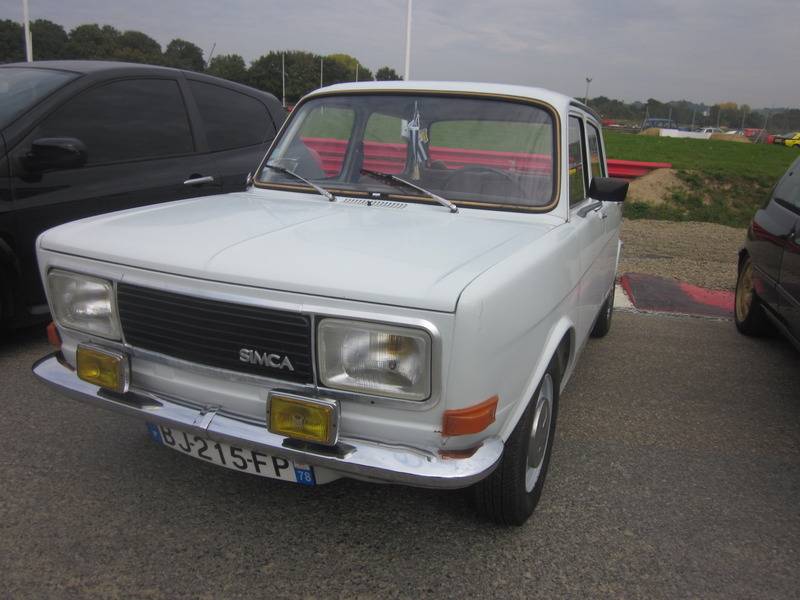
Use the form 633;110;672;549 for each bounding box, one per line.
117;284;313;383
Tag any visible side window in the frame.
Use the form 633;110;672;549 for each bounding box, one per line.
774;159;800;211
363;113;408;174
188;81;275;152
33;79;193;164
586;123;605;178
568;116;588;205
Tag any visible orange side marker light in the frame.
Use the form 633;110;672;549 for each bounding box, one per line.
442;395;498;436
46;321;62;349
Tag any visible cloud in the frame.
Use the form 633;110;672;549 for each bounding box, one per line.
1;0;797;106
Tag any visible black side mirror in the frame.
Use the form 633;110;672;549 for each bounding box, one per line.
23;137;88;172
589;176;628;203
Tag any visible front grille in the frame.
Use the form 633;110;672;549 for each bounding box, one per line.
117;284;313;383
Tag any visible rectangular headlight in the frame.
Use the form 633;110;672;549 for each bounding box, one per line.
317;319;431;401
48;270;120;339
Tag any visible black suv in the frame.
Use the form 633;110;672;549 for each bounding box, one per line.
0;61;285;328
735;156;800;349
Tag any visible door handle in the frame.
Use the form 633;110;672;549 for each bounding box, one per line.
183;175;215;186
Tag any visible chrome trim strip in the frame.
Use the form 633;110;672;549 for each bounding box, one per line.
33;355;502;489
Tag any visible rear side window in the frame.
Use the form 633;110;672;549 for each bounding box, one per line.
189;81;275;151
35;79;193;164
774;159;800;211
586;123;605;178
568;116;588;205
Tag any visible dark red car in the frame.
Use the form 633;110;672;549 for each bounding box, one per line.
735;156;800;348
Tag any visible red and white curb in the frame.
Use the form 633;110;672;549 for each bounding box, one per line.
614;273;734;319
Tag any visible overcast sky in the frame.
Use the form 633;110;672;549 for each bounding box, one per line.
3;0;797;107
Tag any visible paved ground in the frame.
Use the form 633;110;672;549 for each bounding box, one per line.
1;312;798;599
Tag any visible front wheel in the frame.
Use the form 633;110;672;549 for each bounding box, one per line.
590;286;615;338
473;363;559;526
734;256;770;336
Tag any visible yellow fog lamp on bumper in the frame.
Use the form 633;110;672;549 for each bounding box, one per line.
268;393;339;446
76;345;130;393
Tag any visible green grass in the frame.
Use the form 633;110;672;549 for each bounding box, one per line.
605;131;799;227
604;131;796;181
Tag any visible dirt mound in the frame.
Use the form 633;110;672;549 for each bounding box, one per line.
627;168;688;205
639;128;661;136
710;133;751;143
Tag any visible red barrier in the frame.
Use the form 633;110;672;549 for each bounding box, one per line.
302;138;670;180
606;159;672;179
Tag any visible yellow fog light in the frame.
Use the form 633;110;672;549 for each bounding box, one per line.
268;394;338;446
76;345;129;393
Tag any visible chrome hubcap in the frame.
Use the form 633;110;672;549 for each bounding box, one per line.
736;262;754;322
526;373;553;493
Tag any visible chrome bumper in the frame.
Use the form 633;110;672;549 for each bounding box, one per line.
32;354;503;489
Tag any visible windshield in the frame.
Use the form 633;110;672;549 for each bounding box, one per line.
0;67;78;129
256;93;557;210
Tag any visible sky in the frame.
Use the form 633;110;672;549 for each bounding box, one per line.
3;0;798;108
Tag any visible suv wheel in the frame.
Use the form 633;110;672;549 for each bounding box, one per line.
473;361;559;526
734;256;770;335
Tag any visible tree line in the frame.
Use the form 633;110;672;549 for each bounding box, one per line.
590;95;800;133
0;19;402;103
1;19;797;132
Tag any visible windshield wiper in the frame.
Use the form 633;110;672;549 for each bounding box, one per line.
361;169;458;214
263;163;336;202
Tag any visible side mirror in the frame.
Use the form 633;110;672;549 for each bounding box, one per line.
589;176;628;203
23;137;88;171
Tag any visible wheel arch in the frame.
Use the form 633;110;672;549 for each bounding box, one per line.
498;317;575;440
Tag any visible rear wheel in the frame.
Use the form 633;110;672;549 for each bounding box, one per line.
473;361;559;526
734;256;770;335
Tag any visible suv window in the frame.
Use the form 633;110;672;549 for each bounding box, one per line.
586;123;605;178
774;159;800;210
568;116;588;205
34;79;193;164
189;80;274;152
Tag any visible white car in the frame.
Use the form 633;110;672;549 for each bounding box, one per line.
33;81;626;525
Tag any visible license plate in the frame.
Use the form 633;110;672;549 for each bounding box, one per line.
146;423;315;486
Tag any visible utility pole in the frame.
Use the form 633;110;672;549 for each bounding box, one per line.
320;57;324;88
668;106;673;127
690;107;696;130
355;63;359;82
404;0;412;80
584;77;592;105
206;42;216;68
22;0;33;62
740;107;747;131
281;52;286;108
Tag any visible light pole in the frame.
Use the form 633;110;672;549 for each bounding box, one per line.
404;0;412;80
584;77;593;105
320;57;323;88
22;0;33;62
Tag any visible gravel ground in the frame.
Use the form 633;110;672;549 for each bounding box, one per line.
619;219;746;290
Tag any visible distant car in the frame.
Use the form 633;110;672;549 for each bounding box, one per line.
772;132;800;148
0;61;285;329
641;118;677;130
735;156;800;349
697;127;723;134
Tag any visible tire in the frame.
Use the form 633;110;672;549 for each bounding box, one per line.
473;361;559;526
590;286;614;338
734;255;770;336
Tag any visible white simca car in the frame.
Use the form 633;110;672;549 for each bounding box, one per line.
33;81;626;525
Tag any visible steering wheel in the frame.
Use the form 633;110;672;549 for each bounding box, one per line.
442;165;526;197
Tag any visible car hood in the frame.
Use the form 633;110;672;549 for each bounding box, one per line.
39;190;560;312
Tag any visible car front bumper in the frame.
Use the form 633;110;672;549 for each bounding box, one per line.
33;353;503;489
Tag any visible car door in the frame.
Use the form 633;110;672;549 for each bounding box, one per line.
748;160;800;311
10;76;221;307
184;78;280;192
567;114;607;341
585;120;620;295
775;160;800;342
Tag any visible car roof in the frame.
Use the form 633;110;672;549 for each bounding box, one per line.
305;80;579;114
0;60;185;75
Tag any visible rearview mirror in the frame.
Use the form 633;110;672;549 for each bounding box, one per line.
23;137;88;172
589;176;628;203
